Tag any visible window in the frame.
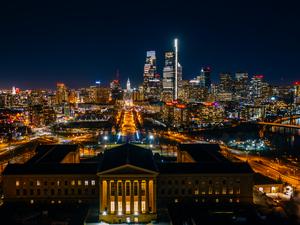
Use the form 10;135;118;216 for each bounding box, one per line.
78;189;82;195
64;180;68;186
71;189;75;195
44;181;48;186
84;180;89;186
194;189;199;195
44;189;48;195
181;189;185;195
30;189;34;195
91;180;96;186
57;181;60;186
16;180;20;187
168;189;172;195
37;189;41;196
37;180;41;186
23;189;27;196
78;180;82;186
16;189;20;196
216;198;219;203
188;189;192;195
57;189;62;195
174;189;178;195
195;180;199;185
51;181;55;186
174;180;178;185
30;181;33;186
51;189;55;195
181;180;185;185
71;180;75;186
91;189;96;195
65;189;68;195
161;189;165;195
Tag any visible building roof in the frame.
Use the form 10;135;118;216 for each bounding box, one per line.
99;143;157;172
26;144;78;165
2;163;98;175
253;172;283;185
157;162;253;174
179;143;229;163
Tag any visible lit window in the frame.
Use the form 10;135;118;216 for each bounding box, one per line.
30;199;34;204
216;198;219;203
91;180;96;186
84;180;89;186
51;200;55;204
16;180;20;187
258;187;264;192
57;181;60;186
71;180;75;186
194;189;199;195
236;198;240;203
229;198;233;203
36;180;40;186
78;180;82;186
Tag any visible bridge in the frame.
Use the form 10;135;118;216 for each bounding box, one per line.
257;122;300;129
258;115;300;129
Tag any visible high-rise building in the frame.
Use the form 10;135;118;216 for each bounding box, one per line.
249;75;270;102
197;67;211;91
143;51;161;102
294;81;300;104
162;39;182;102
56;83;68;105
219;72;233;92
235;72;249;100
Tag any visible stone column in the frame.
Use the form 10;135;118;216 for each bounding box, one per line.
138;180;142;213
130;180;134;214
114;180;118;214
122;180;126;214
153;179;157;213
145;179;149;213
106;180;110;214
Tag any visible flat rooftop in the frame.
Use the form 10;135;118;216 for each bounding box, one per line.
179;143;229;163
26;144;78;165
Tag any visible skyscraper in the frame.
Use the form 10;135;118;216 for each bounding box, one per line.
294;81;300;104
143;51;161;102
162;39;182;102
197;67;211;91
219;72;233;92
56;83;68;105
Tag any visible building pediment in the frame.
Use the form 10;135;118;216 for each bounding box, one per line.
97;164;158;176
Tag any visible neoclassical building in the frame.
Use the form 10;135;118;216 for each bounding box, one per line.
2;143;254;223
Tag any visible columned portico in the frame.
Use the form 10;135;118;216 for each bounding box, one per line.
98;164;158;223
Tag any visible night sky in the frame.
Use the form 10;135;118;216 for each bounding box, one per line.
0;0;299;89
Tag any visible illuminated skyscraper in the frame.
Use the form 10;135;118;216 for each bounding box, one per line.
162;39;182;101
235;72;249;100
56;83;68;105
143;51;161;101
294;81;300;104
197;67;211;91
219;72;233;92
249;75;270;102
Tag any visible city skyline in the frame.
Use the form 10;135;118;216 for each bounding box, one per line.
1;1;300;89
